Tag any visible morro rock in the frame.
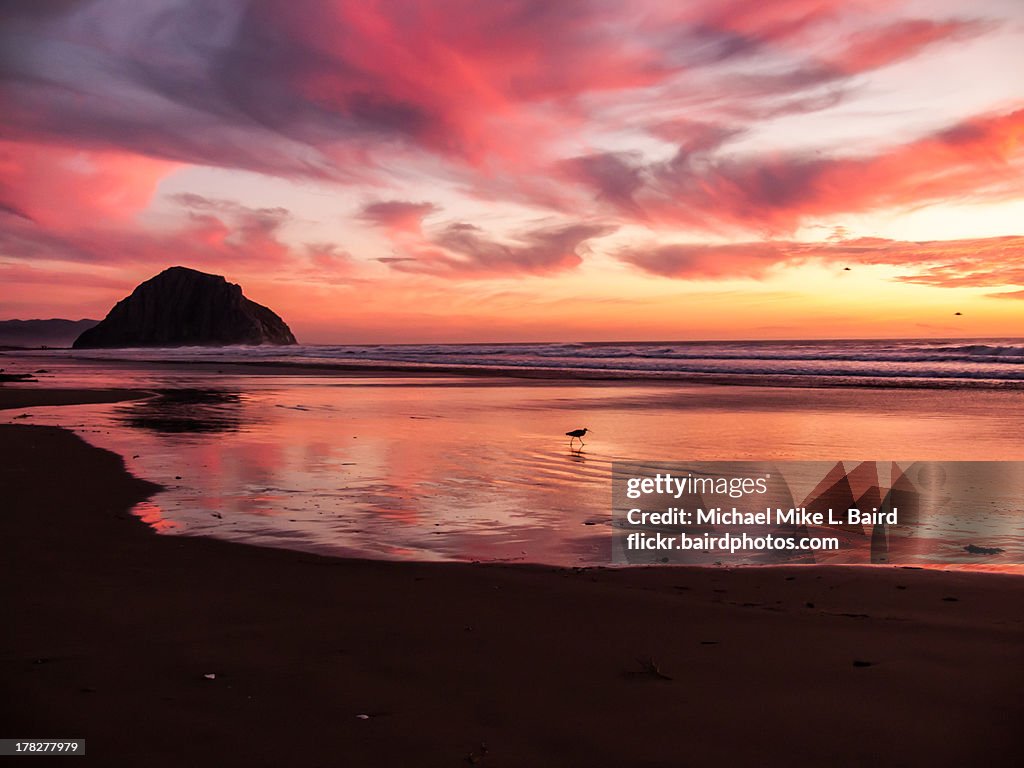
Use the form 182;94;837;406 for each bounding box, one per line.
73;267;297;348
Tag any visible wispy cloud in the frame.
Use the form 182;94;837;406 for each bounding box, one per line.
360;201;441;234
567;108;1024;233
619;234;1024;290
391;221;618;278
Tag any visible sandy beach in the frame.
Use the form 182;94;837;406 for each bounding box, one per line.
2;388;1022;767
6;0;1024;763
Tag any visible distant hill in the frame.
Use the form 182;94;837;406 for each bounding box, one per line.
74;266;297;348
0;319;99;348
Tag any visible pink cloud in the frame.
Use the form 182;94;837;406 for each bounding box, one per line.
828;18;993;75
0;141;176;231
305;243;354;273
0;1;670;178
618;242;789;279
0;190;332;284
391;221;617;278
619;234;1024;289
360;201;440;234
0;1;997;185
569;107;1024;233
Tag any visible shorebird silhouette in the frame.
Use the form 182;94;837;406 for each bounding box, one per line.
566;427;590;448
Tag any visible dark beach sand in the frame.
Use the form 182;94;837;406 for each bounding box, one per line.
1;390;1022;767
0;388;152;411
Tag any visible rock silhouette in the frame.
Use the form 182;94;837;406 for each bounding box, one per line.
73;267;297;348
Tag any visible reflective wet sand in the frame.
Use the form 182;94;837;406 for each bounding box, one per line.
5;356;1023;567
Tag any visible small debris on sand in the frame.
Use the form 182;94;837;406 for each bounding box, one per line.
631;656;673;681
964;544;1004;555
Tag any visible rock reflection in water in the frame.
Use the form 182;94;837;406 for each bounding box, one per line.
117;389;247;434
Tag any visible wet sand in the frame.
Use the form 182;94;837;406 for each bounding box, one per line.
1;389;1022;766
9;377;1024;566
0;387;152;410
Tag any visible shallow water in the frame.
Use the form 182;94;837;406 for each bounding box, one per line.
4;353;1024;567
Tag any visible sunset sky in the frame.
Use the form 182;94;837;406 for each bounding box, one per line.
1;0;1022;343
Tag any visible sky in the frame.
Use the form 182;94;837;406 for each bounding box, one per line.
1;0;1022;343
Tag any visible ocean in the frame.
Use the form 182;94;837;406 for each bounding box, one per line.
28;337;1024;388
